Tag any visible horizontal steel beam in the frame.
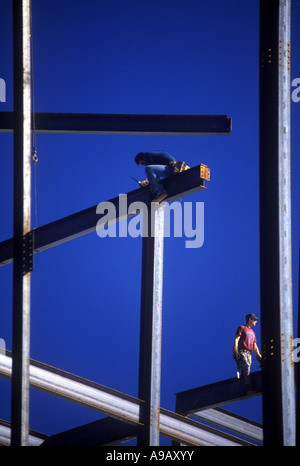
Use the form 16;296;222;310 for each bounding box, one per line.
175;372;262;415
0;164;207;267
0;352;250;446
0;112;232;135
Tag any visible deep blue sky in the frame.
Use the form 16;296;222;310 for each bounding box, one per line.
0;0;299;445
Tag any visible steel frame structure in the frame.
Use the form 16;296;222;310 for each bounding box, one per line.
0;0;296;446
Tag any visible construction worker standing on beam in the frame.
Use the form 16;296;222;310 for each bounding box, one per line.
135;150;189;203
233;313;262;384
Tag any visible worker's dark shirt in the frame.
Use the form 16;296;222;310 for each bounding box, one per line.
236;325;256;352
142;151;176;166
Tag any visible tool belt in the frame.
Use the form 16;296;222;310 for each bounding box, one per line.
139;179;149;187
169;160;190;174
139;161;190;187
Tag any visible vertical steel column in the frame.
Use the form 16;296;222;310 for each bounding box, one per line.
138;203;165;446
278;0;295;446
11;0;32;446
259;0;295;446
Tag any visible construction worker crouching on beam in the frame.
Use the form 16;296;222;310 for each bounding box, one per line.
135;150;189;203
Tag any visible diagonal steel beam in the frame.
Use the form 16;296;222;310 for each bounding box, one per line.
194;407;263;443
0;419;48;446
40;417;139;446
0;164;208;267
0;112;232;135
0;351;253;446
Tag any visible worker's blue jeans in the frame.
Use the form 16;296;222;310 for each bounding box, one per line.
145;165;173;194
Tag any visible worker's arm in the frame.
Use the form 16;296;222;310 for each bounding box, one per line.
253;343;262;361
233;336;240;359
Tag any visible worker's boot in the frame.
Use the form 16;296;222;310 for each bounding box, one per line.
152;191;168;203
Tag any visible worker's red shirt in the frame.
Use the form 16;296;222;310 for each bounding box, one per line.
235;325;256;351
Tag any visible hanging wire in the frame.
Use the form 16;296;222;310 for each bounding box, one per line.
30;3;38;229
